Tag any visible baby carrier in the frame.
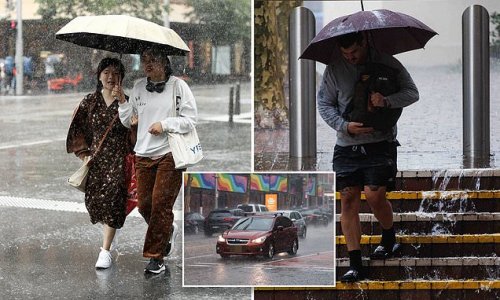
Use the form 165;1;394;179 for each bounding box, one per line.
343;62;402;131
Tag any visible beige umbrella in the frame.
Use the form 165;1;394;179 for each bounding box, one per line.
55;15;190;55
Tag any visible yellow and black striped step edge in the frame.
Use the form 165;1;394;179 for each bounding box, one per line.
336;234;500;244
336;256;499;267
335;212;500;222
256;280;500;290
335;190;500;200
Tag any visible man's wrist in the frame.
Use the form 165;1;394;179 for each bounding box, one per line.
383;97;391;108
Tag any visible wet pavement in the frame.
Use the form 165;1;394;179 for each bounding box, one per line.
0;82;252;299
255;66;500;171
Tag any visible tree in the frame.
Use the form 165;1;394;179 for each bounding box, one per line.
491;12;500;57
254;0;302;129
185;0;250;45
35;0;164;23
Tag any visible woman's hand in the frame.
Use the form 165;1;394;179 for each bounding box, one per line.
112;82;125;103
148;122;163;135
131;114;138;127
77;153;88;161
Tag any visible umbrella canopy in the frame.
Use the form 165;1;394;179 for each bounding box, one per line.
56;15;190;55
300;9;437;65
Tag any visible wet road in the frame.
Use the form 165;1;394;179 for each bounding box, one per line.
183;224;335;286
0;83;252;299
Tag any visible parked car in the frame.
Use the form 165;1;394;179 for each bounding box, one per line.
48;73;82;92
274;210;307;239
204;208;245;236
184;212;205;234
236;203;269;215
299;209;329;226
216;214;298;259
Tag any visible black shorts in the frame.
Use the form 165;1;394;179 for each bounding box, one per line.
333;140;399;191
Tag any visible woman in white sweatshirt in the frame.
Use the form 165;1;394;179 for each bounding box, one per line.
116;46;197;274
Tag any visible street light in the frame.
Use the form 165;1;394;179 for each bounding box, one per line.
14;0;23;96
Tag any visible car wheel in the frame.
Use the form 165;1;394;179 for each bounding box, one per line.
300;227;307;239
265;244;274;259
288;239;298;255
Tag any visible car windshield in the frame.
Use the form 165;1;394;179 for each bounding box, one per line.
210;212;232;218
232;217;273;231
238;205;253;212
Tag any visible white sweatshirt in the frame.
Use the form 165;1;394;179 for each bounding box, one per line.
118;76;197;158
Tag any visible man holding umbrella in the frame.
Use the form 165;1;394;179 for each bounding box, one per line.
301;7;436;282
318;31;419;282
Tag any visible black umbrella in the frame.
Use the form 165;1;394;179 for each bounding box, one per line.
300;9;437;65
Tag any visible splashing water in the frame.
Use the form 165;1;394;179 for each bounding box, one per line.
438;170;452;191
475;176;481;190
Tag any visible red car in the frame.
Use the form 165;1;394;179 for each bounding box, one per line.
48;73;82;92
216;215;298;259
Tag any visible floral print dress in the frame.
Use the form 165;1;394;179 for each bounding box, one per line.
67;92;131;228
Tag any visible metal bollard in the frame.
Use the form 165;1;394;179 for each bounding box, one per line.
235;83;241;115
229;86;234;126
289;7;316;165
462;5;490;168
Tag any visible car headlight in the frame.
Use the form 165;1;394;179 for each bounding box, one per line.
251;236;267;244
217;235;226;243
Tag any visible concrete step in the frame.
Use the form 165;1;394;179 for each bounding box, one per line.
335;212;500;235
254;281;500;299
395;169;500;190
335;190;500;213
336;234;500;258
337;257;499;281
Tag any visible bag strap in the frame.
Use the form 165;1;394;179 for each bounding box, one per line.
172;78;180;117
93;113;118;158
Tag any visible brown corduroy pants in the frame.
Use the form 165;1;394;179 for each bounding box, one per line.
135;153;183;259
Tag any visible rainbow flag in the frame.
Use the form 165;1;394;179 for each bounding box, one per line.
270;175;287;192
306;177;316;196
217;174;247;193
187;173;216;189
251;174;269;191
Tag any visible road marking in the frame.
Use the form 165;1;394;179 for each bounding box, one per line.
184;254;216;260
0;138;65;150
198;112;252;124
0;195;181;220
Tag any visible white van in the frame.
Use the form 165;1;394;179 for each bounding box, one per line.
236;203;269;214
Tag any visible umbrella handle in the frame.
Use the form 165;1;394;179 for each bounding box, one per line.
360;0;364;11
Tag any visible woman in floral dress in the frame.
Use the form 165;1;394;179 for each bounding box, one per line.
67;57;133;269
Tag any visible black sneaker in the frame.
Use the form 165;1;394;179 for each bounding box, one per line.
370;243;402;260
144;258;165;274
340;268;365;283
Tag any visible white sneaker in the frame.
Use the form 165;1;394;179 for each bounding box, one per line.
165;222;178;257
95;247;112;269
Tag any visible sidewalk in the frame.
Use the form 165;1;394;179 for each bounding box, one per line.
255;66;500;171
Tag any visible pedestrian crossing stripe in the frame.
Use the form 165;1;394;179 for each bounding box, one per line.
0;195;181;220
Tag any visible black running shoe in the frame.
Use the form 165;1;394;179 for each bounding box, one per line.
370;243;402;260
144;258;165;274
340;269;365;283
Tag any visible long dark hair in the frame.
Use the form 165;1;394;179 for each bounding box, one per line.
141;46;173;80
96;57;126;92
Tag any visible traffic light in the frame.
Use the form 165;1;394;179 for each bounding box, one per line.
10;20;16;30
